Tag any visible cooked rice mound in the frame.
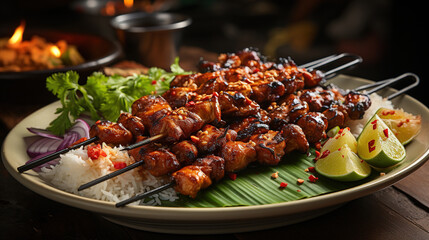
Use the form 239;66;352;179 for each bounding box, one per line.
347;92;394;136
39;144;178;205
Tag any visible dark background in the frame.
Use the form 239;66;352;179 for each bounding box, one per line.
1;0;427;106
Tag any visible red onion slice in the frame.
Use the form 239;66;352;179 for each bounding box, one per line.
26;137;63;158
27;128;62;140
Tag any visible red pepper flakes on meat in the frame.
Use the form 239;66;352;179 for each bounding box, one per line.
185;101;195;107
228;173;237;181
368;139;376;152
383;128;389;138
308;175;318;183
87;144;107;160
113;161;127;170
279;182;288;188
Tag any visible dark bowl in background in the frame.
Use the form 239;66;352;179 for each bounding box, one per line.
0;30;122;105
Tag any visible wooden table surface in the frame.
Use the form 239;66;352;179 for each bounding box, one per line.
1;47;428;240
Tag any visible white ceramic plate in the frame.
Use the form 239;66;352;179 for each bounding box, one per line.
2;75;429;234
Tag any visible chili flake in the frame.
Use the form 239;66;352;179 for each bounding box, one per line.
383;128;389;138
320;150;330;159
279;182;288;188
368;140;376;152
271;171;279;179
228;173;237;181
307;167;316;173
308;175;318;183
113;161;127;170
87;144;107;160
297;179;305;185
151;80;157;85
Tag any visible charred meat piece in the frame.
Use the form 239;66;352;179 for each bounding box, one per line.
220;141;257;172
127;136;161;161
193;125;234;154
170;140;199;166
169;73;200;89
186;93;221;124
172;165;212;198
162;87;197;109
343;91;371;120
322;105;348;129
250;79;285;104
117;112;146;138
193;155;225;182
150;107;205;142
296;112;328;144
218;91;260;117
250;130;286;165
131;95;172;129
280;124;309;154
229;116;270;141
89;120;133;146
141;148;180;177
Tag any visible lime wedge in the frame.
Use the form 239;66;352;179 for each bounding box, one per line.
321;127;357;154
357;113;406;168
315;145;371;181
376;108;421;145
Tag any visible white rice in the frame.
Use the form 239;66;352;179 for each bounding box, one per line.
39;143;178;206
347;92;395;137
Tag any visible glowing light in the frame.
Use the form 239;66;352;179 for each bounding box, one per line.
50;45;61;58
124;0;133;8
8;21;26;45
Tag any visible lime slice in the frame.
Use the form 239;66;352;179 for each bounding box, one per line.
357;114;406;168
315;145;371;181
327;126;340;138
321;127;357;154
376;108;421;145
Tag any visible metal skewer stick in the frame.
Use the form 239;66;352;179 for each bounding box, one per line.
78;160;145;191
115;181;176;207
17;136;98;173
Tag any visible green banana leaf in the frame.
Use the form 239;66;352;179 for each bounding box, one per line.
156;149;378;207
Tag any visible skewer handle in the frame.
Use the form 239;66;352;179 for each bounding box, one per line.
17;136;98;173
120;134;164;151
78;160;145;191
115;181;176;207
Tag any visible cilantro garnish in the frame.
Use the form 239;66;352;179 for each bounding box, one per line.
46;58;189;135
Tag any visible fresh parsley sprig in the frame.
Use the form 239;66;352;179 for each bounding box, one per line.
46;58;189;135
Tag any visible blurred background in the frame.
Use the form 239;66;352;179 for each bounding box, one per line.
0;0;427;103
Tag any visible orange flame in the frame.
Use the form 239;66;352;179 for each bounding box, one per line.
50;45;61;58
124;0;133;8
8;21;26;45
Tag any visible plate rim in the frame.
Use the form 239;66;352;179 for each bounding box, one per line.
2;74;429;222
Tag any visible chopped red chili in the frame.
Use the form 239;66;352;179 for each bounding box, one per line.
228;173;237;181
151;80;157;85
320;150;330;159
383;128;389;138
371;119;378;130
70;137;88;147
87;144;106;160
113;162;127;170
308;167;316;173
185;101;195;107
308;175;318;183
279;182;288;188
368;140;376;152
315;150;321;158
